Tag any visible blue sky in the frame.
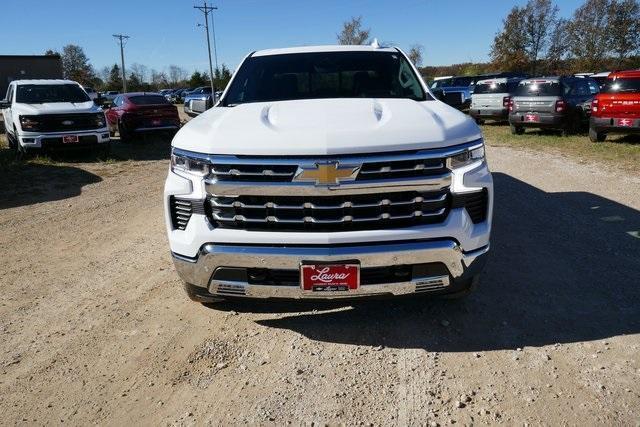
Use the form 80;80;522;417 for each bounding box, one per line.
1;0;585;75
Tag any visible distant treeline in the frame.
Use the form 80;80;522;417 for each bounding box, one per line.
419;55;640;81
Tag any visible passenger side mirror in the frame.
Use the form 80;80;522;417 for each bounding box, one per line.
0;99;10;109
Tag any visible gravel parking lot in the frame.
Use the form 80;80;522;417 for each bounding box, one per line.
0;123;639;425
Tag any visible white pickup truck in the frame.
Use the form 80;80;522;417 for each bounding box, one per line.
1;79;110;154
164;45;493;302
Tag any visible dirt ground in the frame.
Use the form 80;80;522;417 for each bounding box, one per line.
0;120;639;425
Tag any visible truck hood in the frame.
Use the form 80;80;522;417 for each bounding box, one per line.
173;98;481;156
13;101;101;115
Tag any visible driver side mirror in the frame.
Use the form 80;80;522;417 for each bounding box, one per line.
0;100;10;109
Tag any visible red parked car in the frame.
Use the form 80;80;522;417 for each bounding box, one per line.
105;92;180;142
590;70;640;142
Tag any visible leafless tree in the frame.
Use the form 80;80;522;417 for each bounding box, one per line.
407;44;424;66
129;63;149;83
168;65;187;85
337;16;370;45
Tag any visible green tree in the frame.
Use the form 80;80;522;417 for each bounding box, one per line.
337;16;370;45
213;64;232;90
608;0;640;64
60;44;95;85
490;6;529;71
523;0;559;74
567;0;611;71
546;18;571;74
106;64;123;91
188;71;208;88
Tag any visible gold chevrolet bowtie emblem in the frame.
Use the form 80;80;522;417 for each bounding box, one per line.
294;162;360;186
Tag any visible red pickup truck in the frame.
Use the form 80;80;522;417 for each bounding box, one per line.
590;70;640;142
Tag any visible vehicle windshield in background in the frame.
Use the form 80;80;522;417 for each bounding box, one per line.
128;95;170;105
223;51;428;105
601;78;640;93
431;77;475;88
16;84;90;103
515;81;562;96
473;82;514;94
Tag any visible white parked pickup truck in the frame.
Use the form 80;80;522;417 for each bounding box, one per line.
164;45;493;302
1;79;110;154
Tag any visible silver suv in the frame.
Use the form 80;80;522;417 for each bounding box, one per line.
470;77;523;123
508;77;599;135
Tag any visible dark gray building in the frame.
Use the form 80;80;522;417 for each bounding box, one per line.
1;55;63;98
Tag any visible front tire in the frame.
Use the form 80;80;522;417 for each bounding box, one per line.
117;120;132;143
589;127;606;142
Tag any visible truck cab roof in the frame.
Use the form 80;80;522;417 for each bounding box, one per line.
11;79;80;86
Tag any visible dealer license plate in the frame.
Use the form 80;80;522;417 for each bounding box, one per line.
300;263;360;292
62;135;79;144
617;118;633;127
524;114;539;122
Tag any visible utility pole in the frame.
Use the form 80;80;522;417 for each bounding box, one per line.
194;2;217;95
112;34;130;93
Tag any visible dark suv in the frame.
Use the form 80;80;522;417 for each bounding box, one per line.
508;77;599;135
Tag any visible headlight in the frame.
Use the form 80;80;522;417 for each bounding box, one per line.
19;116;41;131
448;144;485;169
94;113;106;128
171;150;210;176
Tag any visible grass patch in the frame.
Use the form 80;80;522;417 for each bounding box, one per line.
481;124;640;173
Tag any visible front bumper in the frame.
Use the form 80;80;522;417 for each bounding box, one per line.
172;240;489;299
18;129;110;149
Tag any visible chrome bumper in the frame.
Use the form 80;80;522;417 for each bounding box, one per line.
171;240;489;299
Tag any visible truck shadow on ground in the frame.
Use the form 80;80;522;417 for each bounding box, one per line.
227;172;640;351
0;162;102;210
0;135;171;209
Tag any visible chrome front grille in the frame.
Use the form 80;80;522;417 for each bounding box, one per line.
211;164;298;182
207;190;450;232
204;148;451;184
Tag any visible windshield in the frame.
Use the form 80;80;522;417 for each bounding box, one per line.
515;81;562;96
16;84;90;103
224;51;428;106
128;95;170;105
602;78;640;94
474;81;520;94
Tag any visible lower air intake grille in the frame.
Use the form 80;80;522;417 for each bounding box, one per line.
170;197;193;230
451;189;488;224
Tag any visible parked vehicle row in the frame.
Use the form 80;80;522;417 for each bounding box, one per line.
430;72;527;112
0;79;182;155
463;69;640;142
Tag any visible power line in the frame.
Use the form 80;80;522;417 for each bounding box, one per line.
112;34;130;93
194;2;217;95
